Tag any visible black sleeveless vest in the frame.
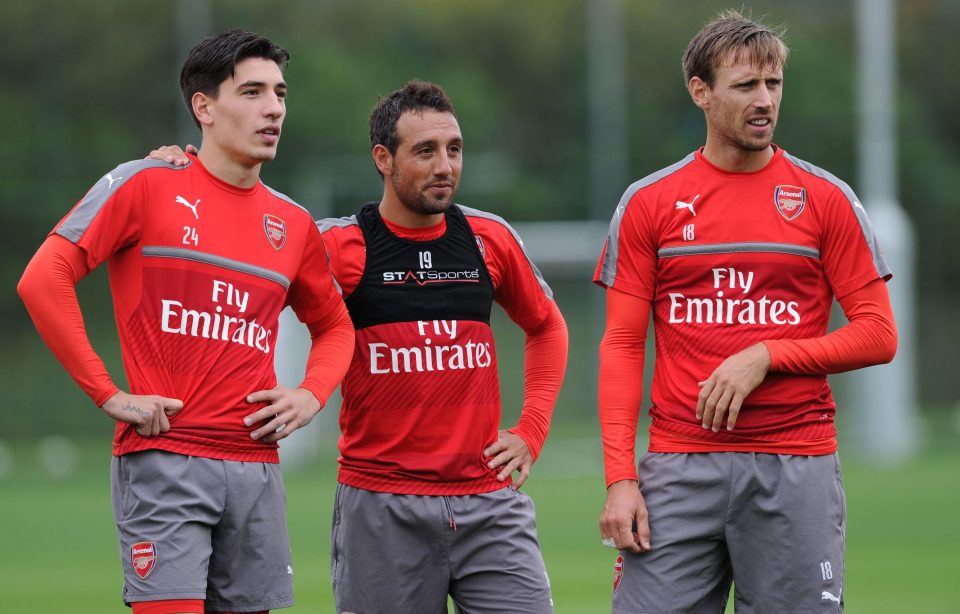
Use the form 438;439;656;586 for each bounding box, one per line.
345;203;495;328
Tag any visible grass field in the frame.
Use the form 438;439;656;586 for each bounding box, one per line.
2;428;958;613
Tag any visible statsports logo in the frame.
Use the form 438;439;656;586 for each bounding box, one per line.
131;541;157;579
774;185;806;221
381;269;480;285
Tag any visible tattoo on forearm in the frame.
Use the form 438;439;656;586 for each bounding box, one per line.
122;402;149;418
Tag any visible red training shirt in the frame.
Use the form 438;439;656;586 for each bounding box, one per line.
19;155;349;462
319;205;568;495
594;147;894;482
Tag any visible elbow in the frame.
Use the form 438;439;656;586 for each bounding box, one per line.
16;275;28;303
16;269;39;311
875;320;898;365
335;302;355;335
524;302;568;347
879;328;898;364
601;325;646;352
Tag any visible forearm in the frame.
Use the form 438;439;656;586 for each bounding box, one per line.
299;300;355;406
599;289;650;486
509;301;568;460
765;279;897;374
17;236;118;405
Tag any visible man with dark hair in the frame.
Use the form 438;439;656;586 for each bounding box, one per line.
317;79;568;613
18;29;354;613
595;10;896;612
151;78;568;612
178;29;291;131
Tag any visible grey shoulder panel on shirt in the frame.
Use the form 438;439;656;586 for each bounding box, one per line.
261;183;311;216
782;151;892;280
315;215;359;234
598;152;697;287
313;215;358;296
457;204;553;299
56;159;189;243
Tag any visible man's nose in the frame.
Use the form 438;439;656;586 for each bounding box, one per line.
434;151;453;175
264;92;285;118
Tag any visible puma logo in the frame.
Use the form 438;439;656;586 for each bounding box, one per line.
175;196;200;219
675;195;700;216
105;173;123;189
821;590;841;603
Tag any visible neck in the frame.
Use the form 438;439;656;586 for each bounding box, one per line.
701;137;774;173
378;192;444;229
197;146;262;188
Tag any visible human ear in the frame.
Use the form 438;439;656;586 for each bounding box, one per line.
192;92;214;127
372;144;393;176
688;77;710;110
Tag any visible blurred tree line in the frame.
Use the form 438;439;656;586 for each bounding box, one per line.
2;0;957;437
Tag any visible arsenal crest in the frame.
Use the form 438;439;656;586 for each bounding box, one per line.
264;214;287;250
774;185;806;221
613;554;624;592
131;541;157;579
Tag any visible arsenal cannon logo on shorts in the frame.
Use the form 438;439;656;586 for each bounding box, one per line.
131;541;157;579
613;554;624;592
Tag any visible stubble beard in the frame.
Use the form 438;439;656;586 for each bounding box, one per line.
735;115;777;153
713;106;777;154
391;172;457;216
735;136;772;153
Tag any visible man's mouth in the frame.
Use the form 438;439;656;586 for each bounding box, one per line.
258;127;281;142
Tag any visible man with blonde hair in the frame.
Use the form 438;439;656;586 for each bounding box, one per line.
595;10;897;612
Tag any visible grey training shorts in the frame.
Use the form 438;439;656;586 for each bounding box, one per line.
111;450;294;611
331;483;554;614
612;452;845;613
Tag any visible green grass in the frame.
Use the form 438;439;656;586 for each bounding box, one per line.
1;434;958;613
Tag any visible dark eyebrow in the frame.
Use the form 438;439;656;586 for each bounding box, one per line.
733;77;781;87
410;136;463;149
409;139;435;150
236;80;288;90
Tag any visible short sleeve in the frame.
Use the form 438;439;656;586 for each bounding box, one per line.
819;185;892;298
287;222;342;323
53;161;155;268
593;191;658;301
316;219;366;298
467;216;554;330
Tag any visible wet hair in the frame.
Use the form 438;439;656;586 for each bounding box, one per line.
368;80;456;161
179;28;289;130
682;9;788;88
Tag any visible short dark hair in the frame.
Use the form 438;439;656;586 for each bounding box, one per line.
682;9;788;88
369;80;456;159
179;29;289;130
